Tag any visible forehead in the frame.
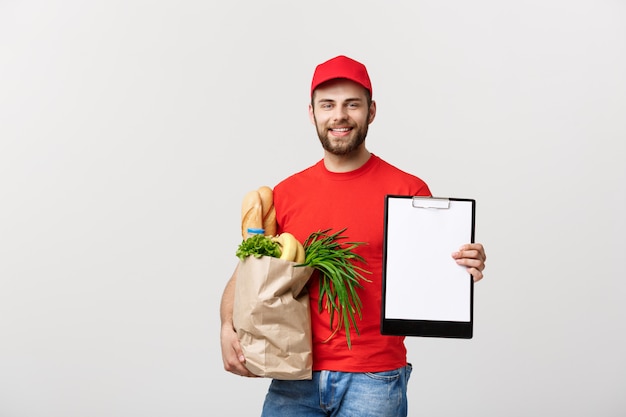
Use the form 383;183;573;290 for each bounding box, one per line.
312;78;368;102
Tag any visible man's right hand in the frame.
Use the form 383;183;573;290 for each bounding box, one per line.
220;324;257;377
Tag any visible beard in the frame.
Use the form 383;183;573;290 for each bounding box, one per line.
314;116;369;156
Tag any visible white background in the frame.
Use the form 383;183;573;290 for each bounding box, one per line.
1;1;625;416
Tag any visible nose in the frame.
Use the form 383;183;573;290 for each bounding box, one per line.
331;106;348;121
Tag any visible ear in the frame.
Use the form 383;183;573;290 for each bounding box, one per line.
308;104;315;125
368;100;377;124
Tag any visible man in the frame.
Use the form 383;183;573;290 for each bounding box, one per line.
220;55;487;417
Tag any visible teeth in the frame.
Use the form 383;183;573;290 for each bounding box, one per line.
332;128;350;132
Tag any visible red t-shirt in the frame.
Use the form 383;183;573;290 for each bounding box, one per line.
273;154;431;372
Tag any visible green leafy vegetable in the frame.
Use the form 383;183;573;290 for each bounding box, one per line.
301;228;371;349
236;234;281;260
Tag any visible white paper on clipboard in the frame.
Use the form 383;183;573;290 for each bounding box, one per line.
381;195;475;338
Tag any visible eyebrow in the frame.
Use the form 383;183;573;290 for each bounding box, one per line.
316;97;363;104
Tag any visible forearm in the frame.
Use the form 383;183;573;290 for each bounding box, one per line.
220;266;238;330
220;264;254;376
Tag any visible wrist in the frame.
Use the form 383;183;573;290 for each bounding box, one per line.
221;321;235;333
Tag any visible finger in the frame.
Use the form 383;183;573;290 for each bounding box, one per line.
453;245;486;262
465;243;486;261
230;347;257;377
470;267;483;282
233;359;257;377
454;256;484;271
224;356;255;377
453;258;484;281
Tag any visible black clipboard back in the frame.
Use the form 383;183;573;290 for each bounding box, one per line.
380;195;475;339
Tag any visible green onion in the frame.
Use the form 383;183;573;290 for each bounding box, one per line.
301;228;371;349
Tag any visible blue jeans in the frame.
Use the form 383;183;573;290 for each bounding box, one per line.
261;364;412;417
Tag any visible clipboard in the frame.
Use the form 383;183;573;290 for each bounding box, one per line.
381;195;475;339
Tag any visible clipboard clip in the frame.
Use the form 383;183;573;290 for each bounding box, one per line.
412;196;450;209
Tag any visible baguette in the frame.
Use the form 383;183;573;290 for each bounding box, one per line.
257;186;277;236
241;190;263;239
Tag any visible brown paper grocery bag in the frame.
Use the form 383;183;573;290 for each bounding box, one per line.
233;256;315;380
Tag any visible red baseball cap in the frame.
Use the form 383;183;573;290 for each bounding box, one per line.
310;55;372;97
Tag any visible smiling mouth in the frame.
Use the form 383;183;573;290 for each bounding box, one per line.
330;127;352;132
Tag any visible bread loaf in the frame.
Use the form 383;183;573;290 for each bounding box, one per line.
257;186;277;236
241;190;263;239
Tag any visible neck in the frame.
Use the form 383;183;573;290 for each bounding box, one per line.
323;147;371;173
